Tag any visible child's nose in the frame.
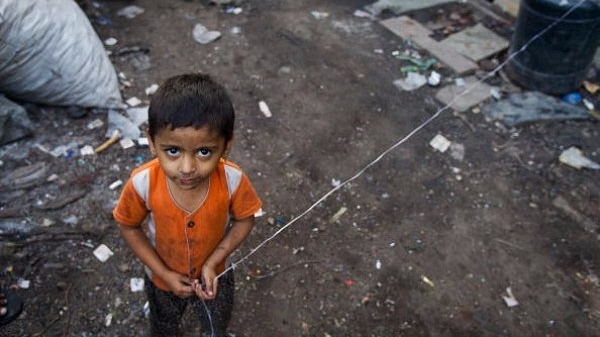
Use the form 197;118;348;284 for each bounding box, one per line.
179;155;197;173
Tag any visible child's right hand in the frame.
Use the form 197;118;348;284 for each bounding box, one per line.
162;270;195;298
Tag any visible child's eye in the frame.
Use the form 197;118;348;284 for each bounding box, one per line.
165;148;180;157
197;148;212;158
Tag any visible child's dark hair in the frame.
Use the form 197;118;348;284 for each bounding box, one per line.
148;73;235;142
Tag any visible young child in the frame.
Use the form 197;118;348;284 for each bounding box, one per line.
113;73;262;337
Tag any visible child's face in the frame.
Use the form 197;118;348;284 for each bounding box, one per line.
148;125;231;191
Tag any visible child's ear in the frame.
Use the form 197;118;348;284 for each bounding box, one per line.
146;131;157;156
223;137;234;158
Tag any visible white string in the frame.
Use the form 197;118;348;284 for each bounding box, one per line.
217;0;592;280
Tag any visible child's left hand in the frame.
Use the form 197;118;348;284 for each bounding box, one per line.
193;266;218;300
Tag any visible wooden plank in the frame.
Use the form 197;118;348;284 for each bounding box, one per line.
380;16;478;75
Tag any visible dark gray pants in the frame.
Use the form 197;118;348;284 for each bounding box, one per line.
144;270;234;337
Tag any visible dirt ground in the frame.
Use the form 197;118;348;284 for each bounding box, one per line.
1;0;600;336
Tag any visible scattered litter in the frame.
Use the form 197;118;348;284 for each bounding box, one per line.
421;275;435;287
449;142;465;161
95;129;121;154
109;180;124;190
137;137;149;146
54;143;79;158
143;301;150;318
429;134;451;153
42;218;55;227
427;71;441;86
80;145;95;156
393;72;427;91
559;147;600;170
454;78;466;86
292;246;304;254
225;7;243;15
561;92;582;104
107;109;142;140
490;87;502;100
329;207;348;223
120;138;136;149
502;287;519;307
126;106;149;127
311;11;329;19
483;91;592;127
395;55;437;71
17;278;30;289
353;9;373;19
93;244;114;262
254;208;266;217
145;84;159;96
193;24;221;44
126;96;142;107
331;178;341;187
104;37;118;46
117;5;145;19
375;259;382;270
105;313;113;327
87;118;104;130
80;241;94;249
130;277;145;292
230;26;242;35
344;279;354;287
96;16;112;26
62;215;79;225
259;100;272;118
583;98;595;111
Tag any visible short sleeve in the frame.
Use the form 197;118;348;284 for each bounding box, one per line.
113;178;148;226
230;173;262;220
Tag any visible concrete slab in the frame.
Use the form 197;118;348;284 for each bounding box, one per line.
435;76;493;112
494;0;520;17
441;23;509;62
365;0;456;16
380;16;478;75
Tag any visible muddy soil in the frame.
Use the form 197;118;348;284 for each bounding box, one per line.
1;0;600;336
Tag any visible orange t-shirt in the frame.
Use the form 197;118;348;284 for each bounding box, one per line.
113;158;262;291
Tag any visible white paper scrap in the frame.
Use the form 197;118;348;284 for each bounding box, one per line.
93;244;114;262
80;145;96;156
559;147;600;170
109;180;123;190
130;277;145;292
120;138;135;149
502;287;519;307
429;134;451;153
259;101;272;118
17;278;30;289
145;84;159;96
87;119;104;130
137;137;149;146
126;97;142;107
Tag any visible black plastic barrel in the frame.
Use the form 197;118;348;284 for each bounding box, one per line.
505;0;600;94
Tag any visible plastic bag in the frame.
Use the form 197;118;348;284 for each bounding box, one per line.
0;0;123;109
